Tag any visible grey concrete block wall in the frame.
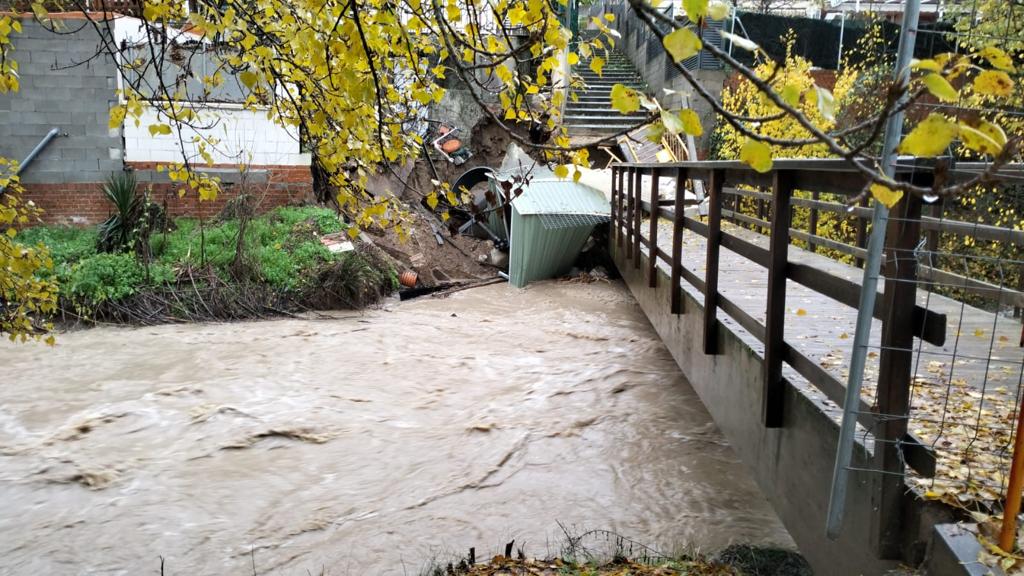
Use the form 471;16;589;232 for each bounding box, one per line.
0;19;122;184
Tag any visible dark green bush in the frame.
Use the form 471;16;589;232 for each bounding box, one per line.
66;253;145;305
96;172;141;253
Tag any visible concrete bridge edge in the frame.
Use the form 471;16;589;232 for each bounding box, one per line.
611;242;900;575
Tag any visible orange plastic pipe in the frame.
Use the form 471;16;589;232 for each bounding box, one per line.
999;398;1024;552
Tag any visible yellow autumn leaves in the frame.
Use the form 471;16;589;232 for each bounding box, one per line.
0;161;57;344
0;15;23;94
902;46;1017;160
663;27;702;63
608;83;702;146
610;84;640;115
0;15;57;343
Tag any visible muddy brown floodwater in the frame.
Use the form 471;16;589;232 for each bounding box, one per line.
0;280;793;575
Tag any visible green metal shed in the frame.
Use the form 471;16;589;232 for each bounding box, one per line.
483;144;611;288
507;176;611;287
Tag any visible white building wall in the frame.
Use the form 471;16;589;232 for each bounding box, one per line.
123;105;310;166
112;16;309;168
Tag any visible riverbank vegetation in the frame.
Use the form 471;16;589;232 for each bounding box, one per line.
437;556;738;575
19;202;397;326
422;534;811;576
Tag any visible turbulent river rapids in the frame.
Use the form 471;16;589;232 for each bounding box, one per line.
1;281;792;574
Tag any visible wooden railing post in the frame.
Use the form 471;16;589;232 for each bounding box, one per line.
625;166;634;258
763;170;794;428
703;169;724;355
671;168;687;314
633;167;643;266
808;190;819;253
648;169;660;288
871;191;924;559
611;166;619;243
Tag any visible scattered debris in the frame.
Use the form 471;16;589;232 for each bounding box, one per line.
399;270;419;288
430;122;474;165
318;232;355;253
434;556;738;575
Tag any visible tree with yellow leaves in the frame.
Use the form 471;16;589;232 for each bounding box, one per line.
0;0;1021;342
0;13;56;343
0;165;57;343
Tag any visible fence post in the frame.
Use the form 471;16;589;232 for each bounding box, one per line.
809;191;819;253
703;169;724;355
648;169;660;288
671;168;687;314
610;166;618;247
871;191;924;559
926;199;941;256
855;197;868;268
763;170;794;428
633;167;643;267
625;166;634;259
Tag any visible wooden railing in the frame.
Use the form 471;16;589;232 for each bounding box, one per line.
611;158;1024;555
720;183;1024;309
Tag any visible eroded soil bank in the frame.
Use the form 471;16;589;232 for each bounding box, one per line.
0;281;793;575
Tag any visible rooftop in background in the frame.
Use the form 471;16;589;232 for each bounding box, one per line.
822;0;945;22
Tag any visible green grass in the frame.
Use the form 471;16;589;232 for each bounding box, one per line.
148;205;344;289
22;206;373;312
18;225;98;280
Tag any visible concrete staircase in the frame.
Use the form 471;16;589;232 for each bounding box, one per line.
565;48;649;136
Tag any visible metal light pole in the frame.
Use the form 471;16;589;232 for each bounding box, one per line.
826;0;922;540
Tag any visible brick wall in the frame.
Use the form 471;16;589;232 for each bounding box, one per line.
23;164;314;225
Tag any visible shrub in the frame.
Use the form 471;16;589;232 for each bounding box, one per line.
66;253;145;306
96;171;141;253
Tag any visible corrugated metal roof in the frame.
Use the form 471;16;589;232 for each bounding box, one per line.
511;178;611;217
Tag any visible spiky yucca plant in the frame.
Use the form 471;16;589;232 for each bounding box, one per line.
96;172;141;253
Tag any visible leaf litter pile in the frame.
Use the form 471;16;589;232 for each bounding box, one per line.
822;341;1024;571
843;355;1022;511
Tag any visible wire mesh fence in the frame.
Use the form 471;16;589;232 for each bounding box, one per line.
721;165;1024;513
